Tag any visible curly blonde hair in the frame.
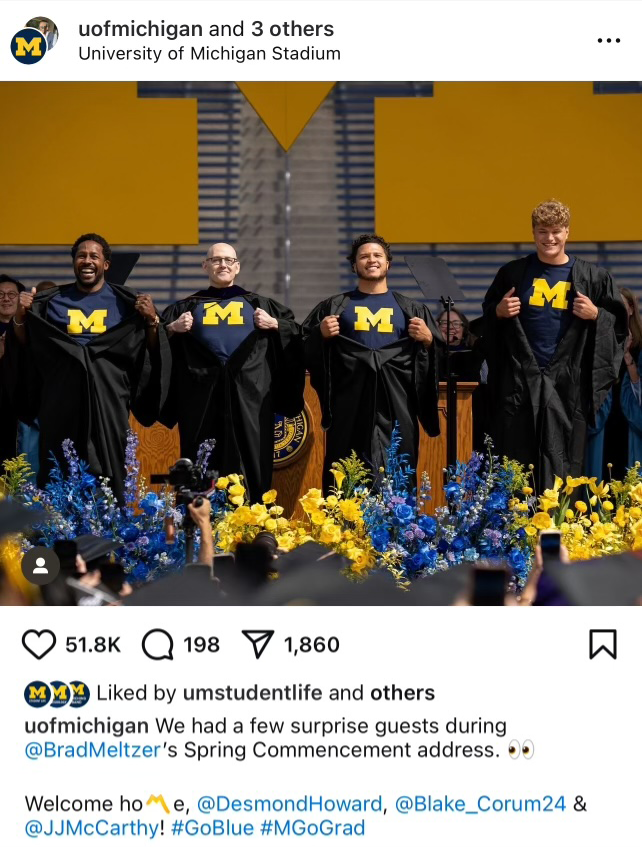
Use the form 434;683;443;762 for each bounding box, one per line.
531;199;571;229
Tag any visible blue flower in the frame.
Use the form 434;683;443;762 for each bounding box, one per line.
372;526;390;552
120;524;140;543
417;515;437;539
408;553;425;571
445;481;462;503
437;538;449;554
486;491;507;512
451;536;469;553
131;563;148;582
508;549;527;572
394;504;414;524
420;547;438;569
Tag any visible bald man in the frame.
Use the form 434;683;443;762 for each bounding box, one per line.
161;243;304;501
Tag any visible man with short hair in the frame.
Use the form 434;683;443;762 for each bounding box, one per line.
303;233;441;490
161;242;304;501
483;199;627;487
10;233;168;500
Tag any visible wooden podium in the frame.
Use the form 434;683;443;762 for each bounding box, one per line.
131;379;476;517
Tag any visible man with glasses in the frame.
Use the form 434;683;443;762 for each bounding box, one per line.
161;242;304;501
0;276;22;465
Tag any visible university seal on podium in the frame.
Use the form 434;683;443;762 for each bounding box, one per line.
273;407;310;467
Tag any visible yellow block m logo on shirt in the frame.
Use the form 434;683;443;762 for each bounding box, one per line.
67;309;108;335
528;279;572;310
353;306;394;332
202;301;245;325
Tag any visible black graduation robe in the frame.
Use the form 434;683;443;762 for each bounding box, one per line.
482;256;627;489
7;283;170;502
161;289;304;502
303;291;441;490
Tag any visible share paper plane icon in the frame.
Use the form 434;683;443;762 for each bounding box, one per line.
242;630;275;659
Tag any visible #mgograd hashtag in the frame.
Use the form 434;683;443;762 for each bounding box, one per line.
261;819;273;835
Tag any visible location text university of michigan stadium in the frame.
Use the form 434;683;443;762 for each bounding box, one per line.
78;19;341;62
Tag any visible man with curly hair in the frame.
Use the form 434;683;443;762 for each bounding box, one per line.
9;234;168;502
303;233;441;491
483;200;627;488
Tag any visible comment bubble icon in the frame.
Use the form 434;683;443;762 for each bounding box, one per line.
142;628;174;661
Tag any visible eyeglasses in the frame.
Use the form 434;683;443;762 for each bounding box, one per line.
439;322;463;330
205;257;238;267
0;292;18;300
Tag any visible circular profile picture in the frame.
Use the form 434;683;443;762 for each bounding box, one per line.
25;16;59;50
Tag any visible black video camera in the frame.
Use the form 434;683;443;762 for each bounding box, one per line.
150;458;218;508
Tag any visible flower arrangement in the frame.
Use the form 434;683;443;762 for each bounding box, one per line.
361;431;533;588
4;433;186;583
526;465;642;559
7;426;642;592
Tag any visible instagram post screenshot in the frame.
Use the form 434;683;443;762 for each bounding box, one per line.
0;1;640;861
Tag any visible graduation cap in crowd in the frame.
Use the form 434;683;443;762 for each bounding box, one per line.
122;563;228;606
546;554;642;605
0;500;43;537
75;534;122;568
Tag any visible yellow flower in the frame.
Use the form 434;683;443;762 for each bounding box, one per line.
630;507;642;521
329;469;345;490
262;489;277;505
602;500;614;512
228;483;245;498
320;522;341;544
566;509;575;521
345;546;372;572
564;475;588;495
516;502;528;512
630;483;642;504
590;511;599;523
560;522;570;534
574;501;587;513
216;476;230;490
522;486;533;496
276;517;290;530
589;478;609;498
615;505;627;527
325;495;339;508
524;525;537;537
269;505;284;517
311;510;326;525
539;494;558;511
589;495;598;507
552;476;563;493
339;499;362;522
532;512;552;531
265;518;278;532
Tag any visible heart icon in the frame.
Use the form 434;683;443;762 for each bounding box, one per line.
22;629;56;660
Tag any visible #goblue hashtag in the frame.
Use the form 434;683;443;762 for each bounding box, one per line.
172;820;184;836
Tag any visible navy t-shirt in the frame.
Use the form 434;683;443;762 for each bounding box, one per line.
339;290;407;349
0;321;9;337
47;283;129;345
518;254;575;368
190;286;255;362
